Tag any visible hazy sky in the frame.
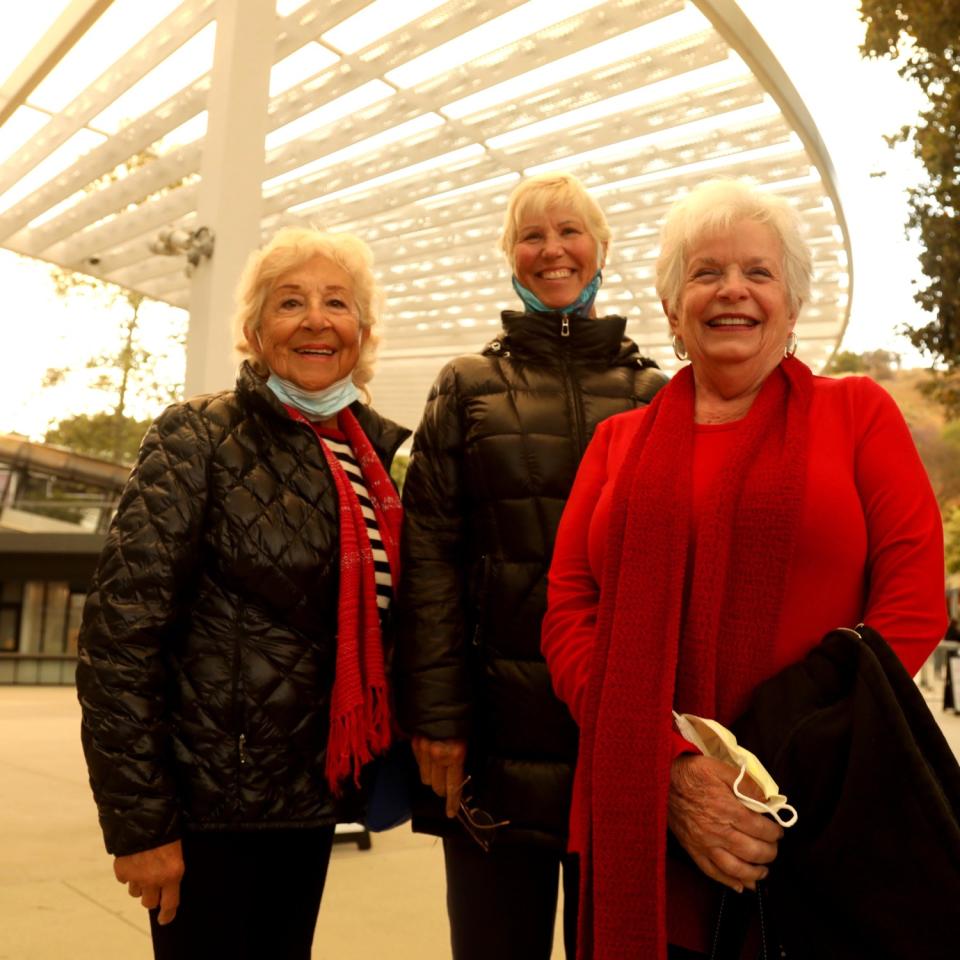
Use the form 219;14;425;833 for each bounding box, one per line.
0;0;936;439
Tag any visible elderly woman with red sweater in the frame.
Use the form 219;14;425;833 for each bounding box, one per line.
541;179;946;959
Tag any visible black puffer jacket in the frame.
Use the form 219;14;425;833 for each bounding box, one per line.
395;310;666;849
77;362;409;857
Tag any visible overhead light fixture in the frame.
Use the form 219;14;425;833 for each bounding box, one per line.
442;7;714;119
486;60;750;150
264;112;445;193
323;0;449;55
289;143;486;213
266;80;395;151
386;0;609;90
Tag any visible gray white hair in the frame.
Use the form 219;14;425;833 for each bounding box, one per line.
655;178;813;318
232;227;382;399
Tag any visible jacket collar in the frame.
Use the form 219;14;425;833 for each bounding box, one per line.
485;310;631;365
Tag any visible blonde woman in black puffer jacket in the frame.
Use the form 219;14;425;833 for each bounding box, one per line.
394;172;666;960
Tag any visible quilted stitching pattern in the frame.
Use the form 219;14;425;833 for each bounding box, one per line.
77;364;408;855
396;312;666;847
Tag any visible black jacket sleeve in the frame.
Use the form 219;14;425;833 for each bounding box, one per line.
394;361;474;741
76;401;214;855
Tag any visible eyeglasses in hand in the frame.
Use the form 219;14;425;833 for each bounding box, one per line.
456;776;510;853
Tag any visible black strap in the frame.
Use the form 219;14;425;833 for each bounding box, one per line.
710;880;783;960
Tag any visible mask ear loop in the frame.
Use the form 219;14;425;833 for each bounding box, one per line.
732;765;798;827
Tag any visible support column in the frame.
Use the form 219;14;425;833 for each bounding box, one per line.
185;0;274;396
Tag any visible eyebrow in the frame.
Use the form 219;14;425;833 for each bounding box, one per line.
689;255;775;268
272;283;352;294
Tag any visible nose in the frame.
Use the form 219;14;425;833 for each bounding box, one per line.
301;296;332;328
717;266;748;300
542;230;564;259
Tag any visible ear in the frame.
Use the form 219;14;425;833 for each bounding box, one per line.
243;323;261;354
662;299;679;333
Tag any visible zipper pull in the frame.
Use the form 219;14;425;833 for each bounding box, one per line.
561;316;570;337
238;733;248;765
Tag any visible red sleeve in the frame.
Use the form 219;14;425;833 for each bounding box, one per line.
541;419;613;725
854;378;947;673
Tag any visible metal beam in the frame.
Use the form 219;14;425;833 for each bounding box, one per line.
184;0;275;396
0;0;114;127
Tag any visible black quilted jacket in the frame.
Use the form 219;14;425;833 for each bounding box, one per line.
395;310;667;849
77;362;409;857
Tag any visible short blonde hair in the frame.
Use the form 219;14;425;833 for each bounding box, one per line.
233;227;383;398
655;179;812;318
498;172;611;270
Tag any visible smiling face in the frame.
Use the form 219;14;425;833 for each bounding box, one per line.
513;205;602;312
249;254;361;391
667;219;796;382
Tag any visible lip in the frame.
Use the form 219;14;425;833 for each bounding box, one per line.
706;315;759;328
294;344;336;356
537;268;576;280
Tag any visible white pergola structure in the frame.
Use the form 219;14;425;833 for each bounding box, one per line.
0;0;851;430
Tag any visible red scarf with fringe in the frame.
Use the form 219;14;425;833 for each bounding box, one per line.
288;405;402;793
576;357;812;959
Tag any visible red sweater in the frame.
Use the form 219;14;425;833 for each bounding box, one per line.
542;373;946;950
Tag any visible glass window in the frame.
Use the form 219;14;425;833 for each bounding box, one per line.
18;582;44;654
0;608;18;652
65;593;86;655
41;582;70;653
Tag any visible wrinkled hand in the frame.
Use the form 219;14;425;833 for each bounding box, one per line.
411;736;467;818
668;755;783;894
113;839;184;925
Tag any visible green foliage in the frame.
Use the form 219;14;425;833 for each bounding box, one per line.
825;350;866;373
825;348;900;378
44;412;152;465
917;368;960;419
945;504;960;575
859;1;960;378
390;453;410;491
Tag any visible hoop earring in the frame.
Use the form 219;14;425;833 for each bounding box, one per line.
672;335;688;361
785;332;798;357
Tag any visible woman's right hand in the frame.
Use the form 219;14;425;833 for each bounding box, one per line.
667;755;783;893
113;839;184;925
411;736;467;818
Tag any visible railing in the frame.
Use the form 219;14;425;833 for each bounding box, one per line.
0;653;77;685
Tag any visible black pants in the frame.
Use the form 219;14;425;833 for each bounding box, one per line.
150;827;335;960
443;834;579;960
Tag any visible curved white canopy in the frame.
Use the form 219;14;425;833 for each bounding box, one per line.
0;0;851;429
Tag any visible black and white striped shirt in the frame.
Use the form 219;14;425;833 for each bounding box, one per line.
323;435;393;611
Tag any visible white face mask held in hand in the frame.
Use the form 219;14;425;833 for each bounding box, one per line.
673;711;799;828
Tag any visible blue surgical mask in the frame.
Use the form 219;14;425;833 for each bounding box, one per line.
511;269;603;317
265;371;360;421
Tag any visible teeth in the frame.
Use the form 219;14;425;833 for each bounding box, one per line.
541;269;573;279
709;318;756;326
297;348;333;355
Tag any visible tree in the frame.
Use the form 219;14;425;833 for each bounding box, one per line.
859;2;960;378
44;411;154;465
824;350;866;374
42;277;183;464
945;504;960;575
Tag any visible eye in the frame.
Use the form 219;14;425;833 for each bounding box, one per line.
561;226;582;236
520;231;542;243
278;296;303;310
326;297;349;310
748;267;773;279
691;267;720;280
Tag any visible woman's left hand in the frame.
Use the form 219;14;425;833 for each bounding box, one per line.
667;754;783;893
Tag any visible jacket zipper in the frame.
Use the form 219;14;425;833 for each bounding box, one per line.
561;352;586;457
561;316;570;337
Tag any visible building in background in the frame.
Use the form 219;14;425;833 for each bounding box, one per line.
0;434;128;684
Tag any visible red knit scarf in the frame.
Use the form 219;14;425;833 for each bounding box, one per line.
287;405;403;793
576;357;812;959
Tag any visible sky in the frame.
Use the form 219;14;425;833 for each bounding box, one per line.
0;0;937;440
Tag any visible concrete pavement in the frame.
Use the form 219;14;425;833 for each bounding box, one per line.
2;679;958;959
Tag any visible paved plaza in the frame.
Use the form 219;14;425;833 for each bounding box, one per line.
2;679;958;960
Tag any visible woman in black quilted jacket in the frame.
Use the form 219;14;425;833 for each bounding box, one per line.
76;227;409;960
395;172;667;960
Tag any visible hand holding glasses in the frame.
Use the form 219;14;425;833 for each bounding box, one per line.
456;775;510;853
